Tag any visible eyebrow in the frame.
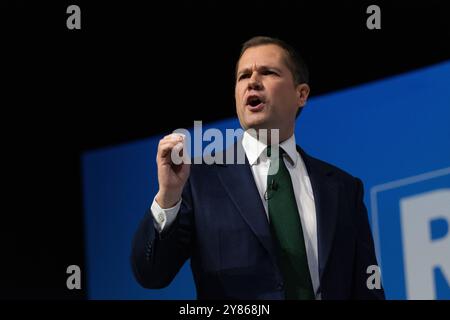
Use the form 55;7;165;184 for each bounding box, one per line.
236;65;282;78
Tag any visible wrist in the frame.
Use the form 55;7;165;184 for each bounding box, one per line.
155;190;181;209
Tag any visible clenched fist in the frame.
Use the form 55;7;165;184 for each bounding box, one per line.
155;133;191;208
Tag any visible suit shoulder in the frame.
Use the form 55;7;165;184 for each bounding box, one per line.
302;151;360;185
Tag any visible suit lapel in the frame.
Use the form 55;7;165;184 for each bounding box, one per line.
298;147;340;283
213;142;340;284
215;141;278;266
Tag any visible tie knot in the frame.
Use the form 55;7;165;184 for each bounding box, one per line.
266;145;284;158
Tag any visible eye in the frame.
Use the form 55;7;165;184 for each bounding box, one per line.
238;73;250;81
262;70;277;76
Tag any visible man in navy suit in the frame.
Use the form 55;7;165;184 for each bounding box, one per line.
131;36;385;300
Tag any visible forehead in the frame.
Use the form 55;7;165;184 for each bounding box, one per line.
237;44;288;70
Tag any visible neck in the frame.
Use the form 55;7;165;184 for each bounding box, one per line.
245;128;293;145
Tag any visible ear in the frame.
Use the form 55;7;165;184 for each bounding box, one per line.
296;83;310;107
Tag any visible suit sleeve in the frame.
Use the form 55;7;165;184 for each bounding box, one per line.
351;177;386;299
130;178;195;289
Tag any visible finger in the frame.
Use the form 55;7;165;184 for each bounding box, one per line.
158;137;183;151
159;144;177;159
170;142;185;165
161;133;184;144
159;140;185;159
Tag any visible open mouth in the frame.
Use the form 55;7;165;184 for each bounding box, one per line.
246;95;265;110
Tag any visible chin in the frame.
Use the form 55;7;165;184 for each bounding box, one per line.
243;119;270;131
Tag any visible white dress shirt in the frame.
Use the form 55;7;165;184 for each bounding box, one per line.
151;131;320;298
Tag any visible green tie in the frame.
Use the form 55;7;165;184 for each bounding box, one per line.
266;146;315;300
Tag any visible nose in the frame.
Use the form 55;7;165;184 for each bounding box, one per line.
248;72;263;90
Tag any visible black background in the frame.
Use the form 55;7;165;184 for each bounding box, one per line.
2;0;450;299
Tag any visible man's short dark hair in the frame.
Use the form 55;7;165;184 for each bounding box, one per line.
236;36;309;118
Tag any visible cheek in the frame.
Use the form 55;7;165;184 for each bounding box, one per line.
273;84;298;107
235;87;245;107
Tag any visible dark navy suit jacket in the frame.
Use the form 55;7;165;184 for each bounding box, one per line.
131;142;385;300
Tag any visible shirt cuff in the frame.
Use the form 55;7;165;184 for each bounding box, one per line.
151;197;182;232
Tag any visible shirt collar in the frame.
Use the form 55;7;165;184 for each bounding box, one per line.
241;130;298;167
